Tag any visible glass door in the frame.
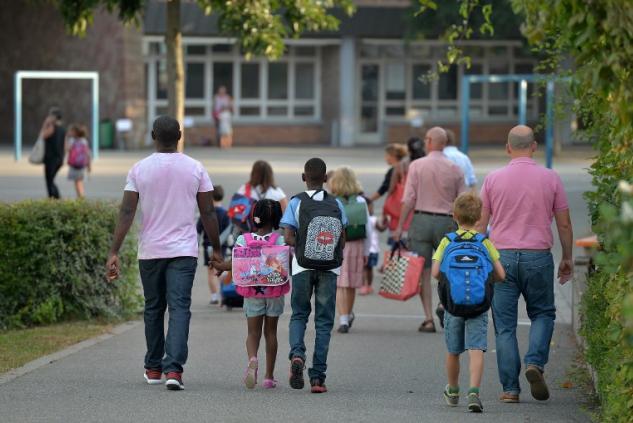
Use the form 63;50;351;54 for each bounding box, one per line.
358;63;381;143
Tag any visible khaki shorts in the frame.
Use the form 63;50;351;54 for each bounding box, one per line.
407;213;457;269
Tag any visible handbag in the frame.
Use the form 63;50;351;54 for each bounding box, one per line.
28;137;45;164
383;170;412;231
379;242;424;301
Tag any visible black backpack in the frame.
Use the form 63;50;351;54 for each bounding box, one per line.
294;191;344;271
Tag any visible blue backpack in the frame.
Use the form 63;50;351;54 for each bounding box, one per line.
437;232;494;318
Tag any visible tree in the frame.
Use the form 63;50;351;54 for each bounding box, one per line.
52;0;355;150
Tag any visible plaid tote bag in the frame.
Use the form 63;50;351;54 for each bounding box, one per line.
379;244;424;301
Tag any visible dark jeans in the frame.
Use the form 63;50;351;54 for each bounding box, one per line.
44;161;62;199
139;256;197;374
288;270;337;381
492;250;555;395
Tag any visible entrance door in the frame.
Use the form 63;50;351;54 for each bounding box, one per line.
357;63;381;144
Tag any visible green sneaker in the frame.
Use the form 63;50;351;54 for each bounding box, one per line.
443;385;459;407
468;393;483;412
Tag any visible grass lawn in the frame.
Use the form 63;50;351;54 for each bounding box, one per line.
0;321;118;374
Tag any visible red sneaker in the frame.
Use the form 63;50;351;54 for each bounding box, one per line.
165;372;184;391
144;369;163;385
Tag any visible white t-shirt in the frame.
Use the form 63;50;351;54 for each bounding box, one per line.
237;184;286;202
368;215;380;254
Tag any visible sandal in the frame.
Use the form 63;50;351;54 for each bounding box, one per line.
263;378;278;389
244;357;258;389
418;319;436;333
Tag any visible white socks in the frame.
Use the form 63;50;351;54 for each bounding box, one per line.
340;314;349;326
211;293;219;302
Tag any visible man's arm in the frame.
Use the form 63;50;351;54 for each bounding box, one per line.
106;191;139;281
197;191;221;261
554;209;574;284
393;202;414;242
476;208;491;234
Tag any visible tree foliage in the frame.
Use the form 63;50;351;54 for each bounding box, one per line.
52;0;354;60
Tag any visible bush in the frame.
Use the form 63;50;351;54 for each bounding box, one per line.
0;200;142;329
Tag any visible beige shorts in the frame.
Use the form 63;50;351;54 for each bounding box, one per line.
407;213;457;269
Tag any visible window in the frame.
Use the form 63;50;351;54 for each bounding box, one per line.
438;65;458;100
213;62;233;96
464;63;483;99
268;62;288;99
146;41;320;121
241;63;260;99
385;63;405;100
295;63;315;99
185;63;204;99
412;64;431;100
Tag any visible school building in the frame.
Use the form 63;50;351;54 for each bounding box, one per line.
1;0;540;149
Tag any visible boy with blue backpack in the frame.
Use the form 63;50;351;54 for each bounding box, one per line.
432;192;505;412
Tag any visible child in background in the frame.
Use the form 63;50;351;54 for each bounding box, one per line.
212;199;288;389
66;124;91;198
329;167;373;333
431;192;505;412
359;198;385;295
197;185;230;305
281;158;348;393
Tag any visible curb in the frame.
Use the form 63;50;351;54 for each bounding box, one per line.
0;320;141;385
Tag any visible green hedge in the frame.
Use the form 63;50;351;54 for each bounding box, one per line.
0;200;141;329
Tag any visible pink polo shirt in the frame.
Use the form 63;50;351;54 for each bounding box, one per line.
403;151;466;214
480;157;569;250
124;152;214;259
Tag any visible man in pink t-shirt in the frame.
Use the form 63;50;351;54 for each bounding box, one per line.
478;125;573;403
106;116;222;391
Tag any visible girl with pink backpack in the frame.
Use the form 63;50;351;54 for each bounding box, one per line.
65;124;91;198
211;199;290;389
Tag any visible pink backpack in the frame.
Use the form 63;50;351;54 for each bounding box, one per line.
232;233;290;298
68;139;90;168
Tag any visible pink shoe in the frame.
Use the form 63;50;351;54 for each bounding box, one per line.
263;378;278;389
244;357;258;389
358;286;369;296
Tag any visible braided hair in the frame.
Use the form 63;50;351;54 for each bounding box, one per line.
251;199;283;230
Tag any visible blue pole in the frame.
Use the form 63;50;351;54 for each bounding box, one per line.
518;79;528;125
545;80;555;169
460;75;470;153
14;73;21;161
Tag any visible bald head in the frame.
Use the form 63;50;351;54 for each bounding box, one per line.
425;126;448;152
508;125;535;150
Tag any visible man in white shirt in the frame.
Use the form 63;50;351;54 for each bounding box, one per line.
444;129;477;188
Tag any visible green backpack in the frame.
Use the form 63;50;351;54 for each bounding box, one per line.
339;195;368;241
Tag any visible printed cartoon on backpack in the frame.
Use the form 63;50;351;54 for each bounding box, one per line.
232;232;290;287
437;231;495;318
228;183;258;231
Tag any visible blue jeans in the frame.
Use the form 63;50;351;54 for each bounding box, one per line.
492;250;555;395
288;270;337;381
139;256;197;374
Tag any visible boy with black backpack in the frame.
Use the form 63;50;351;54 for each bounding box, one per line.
281;158;348;394
432;192;505;412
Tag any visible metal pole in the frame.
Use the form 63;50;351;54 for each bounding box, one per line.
92;74;100;159
518;79;528;125
14;72;22;161
460;75;470;153
545;80;555;169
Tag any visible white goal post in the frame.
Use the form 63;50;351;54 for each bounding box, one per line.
14;71;99;161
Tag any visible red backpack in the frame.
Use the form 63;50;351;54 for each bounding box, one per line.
68;139;90;169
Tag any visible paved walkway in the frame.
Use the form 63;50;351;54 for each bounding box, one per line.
0;146;593;422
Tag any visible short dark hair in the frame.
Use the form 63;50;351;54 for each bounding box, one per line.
49;107;62;120
304;158;327;183
251;199;283;230
152;116;181;147
212;185;224;202
407;137;425;160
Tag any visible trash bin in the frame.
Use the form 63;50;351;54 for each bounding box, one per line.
99;119;114;149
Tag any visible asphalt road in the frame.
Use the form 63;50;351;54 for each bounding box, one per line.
0;146;594;422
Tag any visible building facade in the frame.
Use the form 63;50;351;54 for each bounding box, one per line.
2;0;540;148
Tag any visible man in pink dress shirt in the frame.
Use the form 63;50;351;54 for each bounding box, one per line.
394;127;465;332
478;125;573;403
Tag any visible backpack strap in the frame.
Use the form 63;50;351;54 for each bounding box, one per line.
245;183;252;198
266;232;280;245
309;189;324;199
243;233;254;245
446;232;459;242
